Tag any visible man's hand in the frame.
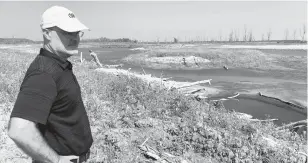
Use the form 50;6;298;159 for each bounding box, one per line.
58;155;79;163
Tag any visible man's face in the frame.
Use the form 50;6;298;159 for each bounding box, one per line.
48;27;81;57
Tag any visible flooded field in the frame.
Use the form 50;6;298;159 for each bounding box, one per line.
79;44;307;125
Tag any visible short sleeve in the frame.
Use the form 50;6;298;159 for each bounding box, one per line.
10;72;57;125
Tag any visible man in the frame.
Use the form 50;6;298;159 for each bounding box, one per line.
89;49;103;67
8;6;93;163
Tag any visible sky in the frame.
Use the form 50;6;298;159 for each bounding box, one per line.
0;1;306;41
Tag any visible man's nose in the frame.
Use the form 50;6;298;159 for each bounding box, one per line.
70;39;78;45
70;34;79;40
69;34;79;42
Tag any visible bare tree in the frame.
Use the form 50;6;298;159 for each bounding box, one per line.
293;30;297;40
299;24;306;41
267;28;272;41
248;30;253;42
234;29;240;41
233;29;237;41
243;25;247;41
229;30;234;42
173;37;178;43
284;29;289;40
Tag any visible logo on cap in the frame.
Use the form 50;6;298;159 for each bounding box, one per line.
68;13;75;18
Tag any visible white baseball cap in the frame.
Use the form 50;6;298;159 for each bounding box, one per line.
41;6;89;32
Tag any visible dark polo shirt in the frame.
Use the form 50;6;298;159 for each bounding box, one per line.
11;48;93;155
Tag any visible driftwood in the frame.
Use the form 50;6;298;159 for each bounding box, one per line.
138;138;186;163
80;52;83;63
234;112;278;122
259;94;306;110
235;112;253;119
90;52;103;67
276;119;307;131
184;88;205;95
141;67;147;75
249;119;278;122
138;144;172;163
299;152;308;157
211;93;240;102
175;79;212;89
105;64;123;68
196;95;208;99
228;93;240;99
162;77;172;81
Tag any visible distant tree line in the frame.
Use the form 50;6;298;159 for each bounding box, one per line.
81;37;138;43
2;24;306;45
0;38;38;44
171;24;306;43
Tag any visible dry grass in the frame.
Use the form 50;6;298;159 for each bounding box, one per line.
0;45;307;163
0;48;37;163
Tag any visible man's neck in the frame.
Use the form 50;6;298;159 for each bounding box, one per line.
43;45;69;60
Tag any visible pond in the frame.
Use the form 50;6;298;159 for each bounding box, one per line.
79;47;307;125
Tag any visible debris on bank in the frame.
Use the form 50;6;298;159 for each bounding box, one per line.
130;47;147;51
95;67;220;98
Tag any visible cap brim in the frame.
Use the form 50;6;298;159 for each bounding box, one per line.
57;18;89;32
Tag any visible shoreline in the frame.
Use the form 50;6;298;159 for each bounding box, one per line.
238;93;307;115
95;67;307;120
95;67;221;97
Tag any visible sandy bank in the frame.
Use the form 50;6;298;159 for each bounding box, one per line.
145;56;210;64
123;48;301;71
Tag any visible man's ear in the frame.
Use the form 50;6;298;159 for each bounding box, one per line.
42;29;52;41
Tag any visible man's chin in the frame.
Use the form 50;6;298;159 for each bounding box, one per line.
67;49;79;56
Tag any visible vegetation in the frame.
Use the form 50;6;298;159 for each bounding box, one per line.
81;37;138;43
0;38;39;44
123;48;307;81
0;45;307;163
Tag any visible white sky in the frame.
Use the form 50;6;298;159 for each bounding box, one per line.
0;1;306;41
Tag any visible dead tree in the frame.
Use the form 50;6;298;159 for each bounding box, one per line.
243;25;247;41
293;30;297;40
284;29;289;40
229;30;234;42
173;37;178;43
89;50;103;67
219;30;222;41
299;24;306;41
234;29;240;42
248;30;253;42
267;28;272;41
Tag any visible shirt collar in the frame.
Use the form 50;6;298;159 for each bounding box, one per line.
39;48;72;70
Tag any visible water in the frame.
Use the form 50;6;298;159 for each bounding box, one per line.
79;47;307;125
79;47;138;65
260;49;307;57
224;96;306;125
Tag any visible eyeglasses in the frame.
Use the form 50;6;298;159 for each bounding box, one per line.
48;27;84;38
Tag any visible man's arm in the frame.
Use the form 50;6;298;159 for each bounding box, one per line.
8;117;59;163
